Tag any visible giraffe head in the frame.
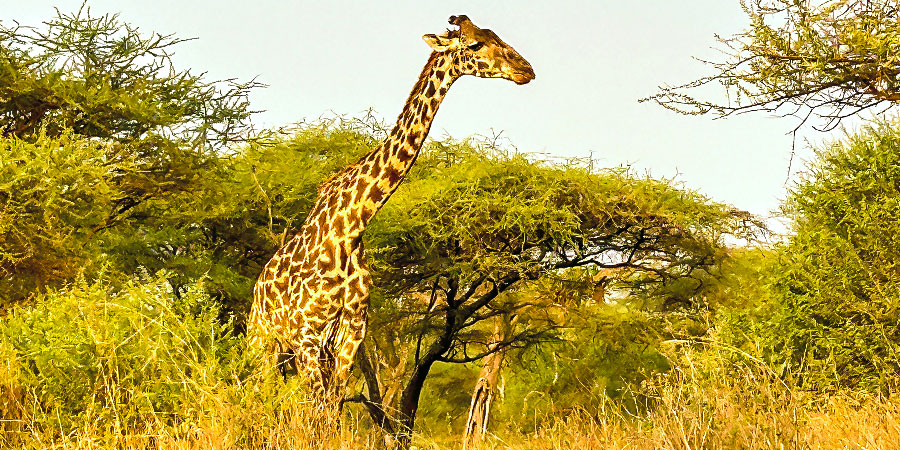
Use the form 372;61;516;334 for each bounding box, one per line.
422;15;535;85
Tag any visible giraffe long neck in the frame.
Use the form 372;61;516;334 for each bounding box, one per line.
343;52;459;230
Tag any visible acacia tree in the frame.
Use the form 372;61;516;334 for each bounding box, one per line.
348;141;760;446
644;0;900;133
0;7;259;305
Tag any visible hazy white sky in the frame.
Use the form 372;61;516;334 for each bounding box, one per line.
7;1;842;218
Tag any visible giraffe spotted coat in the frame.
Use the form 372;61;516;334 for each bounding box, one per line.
249;15;535;402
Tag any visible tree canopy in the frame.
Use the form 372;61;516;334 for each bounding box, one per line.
644;0;900;133
0;6;260;305
0;5;258;146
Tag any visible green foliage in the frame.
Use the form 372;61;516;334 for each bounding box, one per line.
0;6;261;308
1;131;117;299
369;141;755;305
0;273;240;432
0;129;219;305
503;303;670;422
705;248;779;363
750;122;900;393
646;0;900;131
703;247;774;310
0;5;258;146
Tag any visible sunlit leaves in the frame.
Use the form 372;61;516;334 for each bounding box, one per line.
765;121;900;393
0;5;259;148
645;0;900;132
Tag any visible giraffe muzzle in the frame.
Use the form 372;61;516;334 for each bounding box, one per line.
512;67;535;85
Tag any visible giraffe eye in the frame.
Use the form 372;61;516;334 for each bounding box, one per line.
468;42;484;51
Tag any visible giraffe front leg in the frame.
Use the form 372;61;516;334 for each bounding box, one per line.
292;335;341;437
329;312;368;404
292;335;328;400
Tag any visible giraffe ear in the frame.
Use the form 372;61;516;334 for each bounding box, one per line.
422;33;455;51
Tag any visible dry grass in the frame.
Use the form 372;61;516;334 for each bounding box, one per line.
471;345;900;450
1;399;376;450
502;392;900;450
5;374;900;450
4;338;900;450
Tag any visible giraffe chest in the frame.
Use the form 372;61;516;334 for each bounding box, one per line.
281;231;361;275
267;230;368;300
255;238;369;332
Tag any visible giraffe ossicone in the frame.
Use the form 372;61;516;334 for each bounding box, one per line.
248;14;534;404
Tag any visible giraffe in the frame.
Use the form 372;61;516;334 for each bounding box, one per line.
248;14;534;404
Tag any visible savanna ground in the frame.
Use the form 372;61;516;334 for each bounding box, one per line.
5;1;900;449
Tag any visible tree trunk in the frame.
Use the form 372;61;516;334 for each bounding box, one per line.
462;313;516;449
461;361;501;449
395;356;437;448
395;306;462;447
354;341;396;434
389;274;520;449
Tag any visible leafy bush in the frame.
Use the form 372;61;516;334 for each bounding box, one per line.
0;273;244;434
0;273;379;448
754;122;900;393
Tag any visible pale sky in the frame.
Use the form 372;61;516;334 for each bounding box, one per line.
6;1;840;220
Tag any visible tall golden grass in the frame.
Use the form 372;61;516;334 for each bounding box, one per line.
477;345;900;450
1;368;370;450
5;340;900;450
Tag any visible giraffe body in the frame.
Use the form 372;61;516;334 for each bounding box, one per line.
249;15;534;402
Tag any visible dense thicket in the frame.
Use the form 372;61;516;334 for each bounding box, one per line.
647;0;900;395
742;123;900;393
